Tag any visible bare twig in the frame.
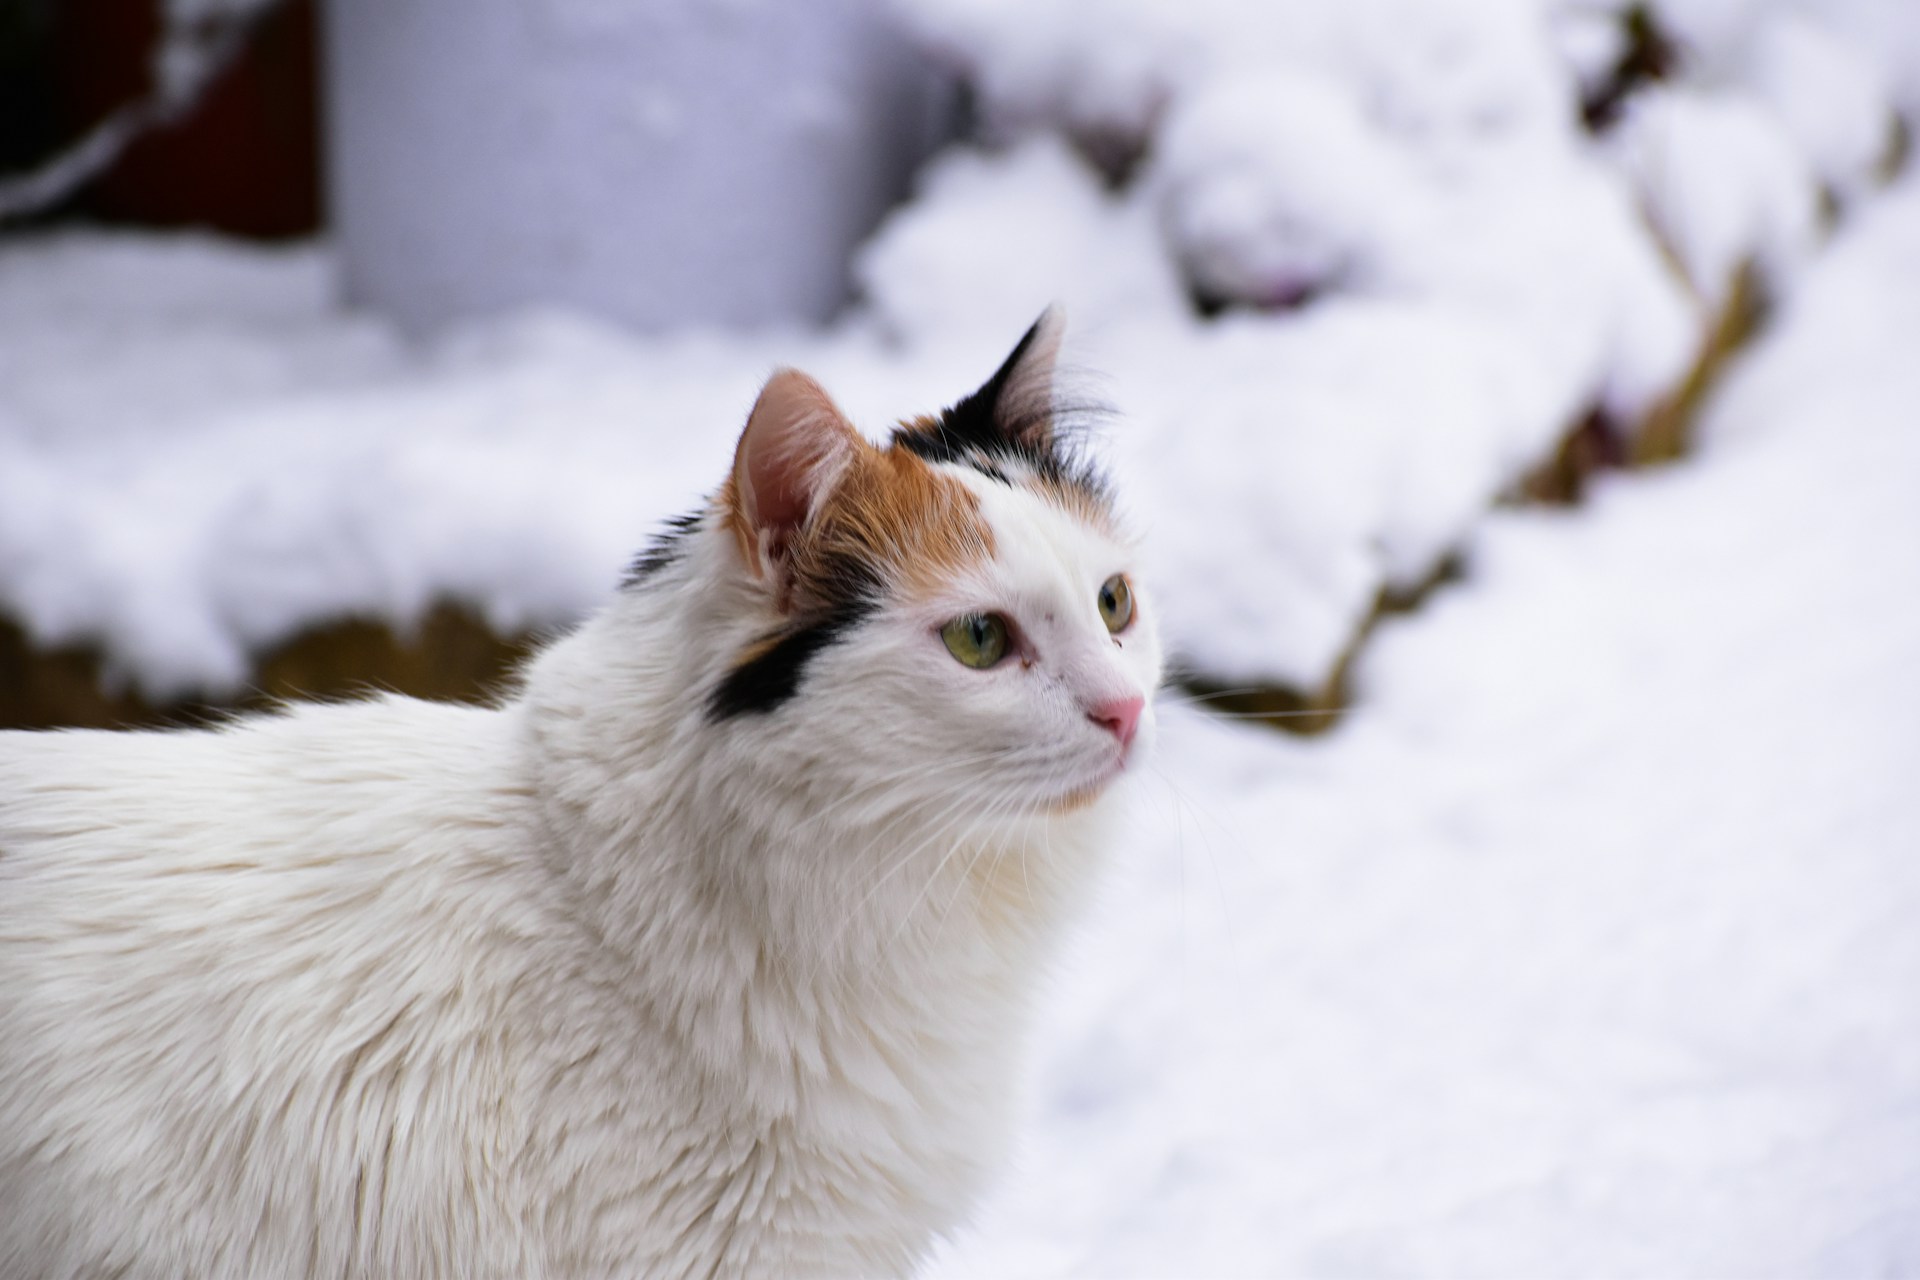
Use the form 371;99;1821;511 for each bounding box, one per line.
0;0;282;222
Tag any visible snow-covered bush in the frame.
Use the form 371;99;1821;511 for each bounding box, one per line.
862;0;1910;693
0;0;1913;708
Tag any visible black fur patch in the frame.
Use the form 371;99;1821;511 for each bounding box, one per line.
623;509;705;588
893;318;1111;506
896;317;1050;471
707;597;879;720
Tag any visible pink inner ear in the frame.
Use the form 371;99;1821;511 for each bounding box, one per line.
733;368;860;543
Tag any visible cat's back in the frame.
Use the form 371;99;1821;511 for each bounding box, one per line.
0;697;536;951
0;698;551;1279
0;693;514;830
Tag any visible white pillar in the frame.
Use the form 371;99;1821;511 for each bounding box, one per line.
320;0;954;333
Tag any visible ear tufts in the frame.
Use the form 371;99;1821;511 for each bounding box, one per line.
984;304;1065;449
893;307;1067;473
729;368;863;584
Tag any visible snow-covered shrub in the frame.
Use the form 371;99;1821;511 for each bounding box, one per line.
869;0;1910;695
2;0;1914;710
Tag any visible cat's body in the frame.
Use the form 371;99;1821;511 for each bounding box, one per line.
0;315;1161;1279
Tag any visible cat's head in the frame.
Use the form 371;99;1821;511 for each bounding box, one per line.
628;311;1161;836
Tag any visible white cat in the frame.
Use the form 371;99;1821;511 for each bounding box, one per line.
0;311;1161;1279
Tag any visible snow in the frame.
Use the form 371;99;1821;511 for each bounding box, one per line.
1743;13;1899;204
1150;70;1429;307
926;165;1920;1279
853;136;1184;345
1643;0;1920;117
888;0;1741;686
906;0;1575;155
859;138;1697;685
0;235;771;693
9;0;1912;699
160;0;288;88
1609;85;1819;309
3;0;1918;1269
0;133;1689;697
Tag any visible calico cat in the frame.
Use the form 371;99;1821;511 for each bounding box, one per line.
0;311;1161;1279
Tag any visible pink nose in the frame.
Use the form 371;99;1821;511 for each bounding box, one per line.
1087;695;1145;749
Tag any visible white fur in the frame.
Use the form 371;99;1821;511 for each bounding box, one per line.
0;467;1160;1278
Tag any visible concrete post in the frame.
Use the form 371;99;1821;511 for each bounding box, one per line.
319;0;954;332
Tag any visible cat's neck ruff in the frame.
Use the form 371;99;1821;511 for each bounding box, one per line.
507;528;1128;1273
521;523;1117;1020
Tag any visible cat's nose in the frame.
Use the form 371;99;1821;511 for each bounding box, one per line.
1086;695;1144;749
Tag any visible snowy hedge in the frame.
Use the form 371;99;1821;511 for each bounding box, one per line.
0;0;1912;705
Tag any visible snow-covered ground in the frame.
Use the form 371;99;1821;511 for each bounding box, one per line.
930;169;1920;1277
11;159;1911;1277
3;0;1917;1271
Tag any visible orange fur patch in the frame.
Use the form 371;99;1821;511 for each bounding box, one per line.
717;473;759;578
788;443;994;606
1032;472;1118;536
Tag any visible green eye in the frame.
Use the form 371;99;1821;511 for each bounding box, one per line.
941;613;1010;669
1098;574;1134;633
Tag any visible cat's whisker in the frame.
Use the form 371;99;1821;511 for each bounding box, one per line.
880;800;1003;967
788;767;1080;992
828;806;981;992
1147;762;1253;867
1146;761;1252;991
786;749;1029;904
809;747;1073;905
1160;684;1286;699
925;800;1014;952
1153;689;1358;722
791;746;1043;843
908;786;1042;961
802;785;991;990
936;794;1029;948
1021;804;1038;909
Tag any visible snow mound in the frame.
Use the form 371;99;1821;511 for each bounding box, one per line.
0;238;789;694
855;136;1184;345
3;0;1917;701
1611;87;1820;310
876;0;1912;687
926;164;1920;1280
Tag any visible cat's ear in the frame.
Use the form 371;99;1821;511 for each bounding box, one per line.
728;367;864;586
958;305;1064;453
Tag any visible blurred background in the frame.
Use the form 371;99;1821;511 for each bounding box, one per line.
2;0;1917;1273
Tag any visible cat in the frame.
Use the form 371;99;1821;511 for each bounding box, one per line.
0;310;1162;1279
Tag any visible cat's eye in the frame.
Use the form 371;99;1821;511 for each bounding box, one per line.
941;613;1010;669
1097;574;1134;633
